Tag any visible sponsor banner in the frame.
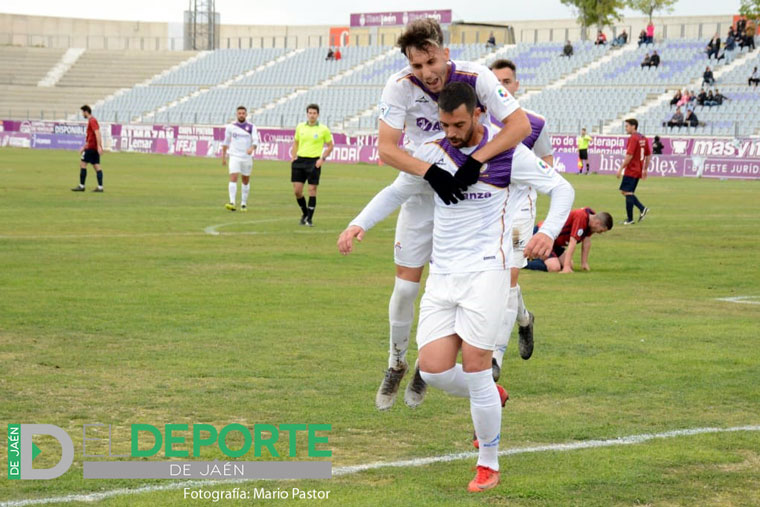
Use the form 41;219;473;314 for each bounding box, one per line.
2;120;759;177
350;10;452;27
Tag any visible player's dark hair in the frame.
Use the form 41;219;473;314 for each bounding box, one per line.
306;104;320;114
489;58;516;74
397;18;444;57
80;105;92;114
438;82;477;115
598;212;613;231
236;106;246;111
625;118;638;129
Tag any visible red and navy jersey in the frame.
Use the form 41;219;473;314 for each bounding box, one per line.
625;132;650;178
85;117;100;150
545;207;595;252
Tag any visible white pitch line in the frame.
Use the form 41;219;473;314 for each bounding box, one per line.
2;425;759;507
715;296;760;305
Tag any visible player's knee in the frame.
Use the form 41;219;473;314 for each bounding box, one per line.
546;259;561;272
389;277;420;319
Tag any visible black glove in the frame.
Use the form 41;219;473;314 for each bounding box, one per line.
423;165;465;205
454;155;483;186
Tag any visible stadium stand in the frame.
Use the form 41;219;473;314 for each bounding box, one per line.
0;47;195;120
4;34;759;136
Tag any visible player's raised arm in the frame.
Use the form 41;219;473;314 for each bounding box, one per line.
453;71;531;186
338;162;431;255
378;113;462;205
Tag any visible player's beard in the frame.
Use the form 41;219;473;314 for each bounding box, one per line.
447;123;474;148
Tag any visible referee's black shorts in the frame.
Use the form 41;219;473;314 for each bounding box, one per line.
81;149;100;165
291;157;321;185
578;148;588;160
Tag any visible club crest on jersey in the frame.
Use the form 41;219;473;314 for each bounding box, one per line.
577;228;584;236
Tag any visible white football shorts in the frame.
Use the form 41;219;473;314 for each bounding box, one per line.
228;156;253;176
393;192;434;268
509;214;536;269
416;270;515;352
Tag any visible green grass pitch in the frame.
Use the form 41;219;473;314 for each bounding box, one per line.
1;147;759;506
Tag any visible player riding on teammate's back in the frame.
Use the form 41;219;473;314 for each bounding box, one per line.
340;18;532;411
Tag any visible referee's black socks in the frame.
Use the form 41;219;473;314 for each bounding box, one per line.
297;196;307;216
307;196;317;220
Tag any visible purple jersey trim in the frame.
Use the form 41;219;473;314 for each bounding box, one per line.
490;111;545;151
434;126;513;188
234;122;253;134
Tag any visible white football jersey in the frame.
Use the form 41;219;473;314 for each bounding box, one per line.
378;59;520;154
406;125;571;274
223;122;259;159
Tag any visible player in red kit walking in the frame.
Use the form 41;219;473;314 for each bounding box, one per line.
71;105;104;192
616;118;650;224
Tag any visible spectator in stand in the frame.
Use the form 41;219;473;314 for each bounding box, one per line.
666;107;685;127
712;89;728;105
486;32;496;49
334;48;342;60
677;89;691;107
646;21;655;44
652;136;664;155
706;33;721;59
739;21;756;51
640;52;652;68
749;66;759;86
595;30;607;45
685;109;699;127
325;47;335;61
670;89;682;106
562;40;574;57
704;90;716;106
745;21;756;51
697;89;707;106
737;18;747;37
650;50;660;67
725;29;736;51
702;66;715;87
612;29;628;47
638;29;648;47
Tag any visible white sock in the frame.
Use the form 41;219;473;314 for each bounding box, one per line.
228;182;237;205
493;287;520;368
466;369;501;471
515;284;531;326
388;277;419;369
419;365;469;397
241;183;250;206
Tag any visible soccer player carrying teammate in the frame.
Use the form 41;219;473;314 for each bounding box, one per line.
340;18;532;410
577;128;593;174
344;82;573;491
489;58;553;374
71;105;104;192
525;207;613;272
617;118;650;225
291;104;334;227
222;106;259;212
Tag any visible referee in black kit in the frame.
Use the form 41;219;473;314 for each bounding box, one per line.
290;104;334;227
